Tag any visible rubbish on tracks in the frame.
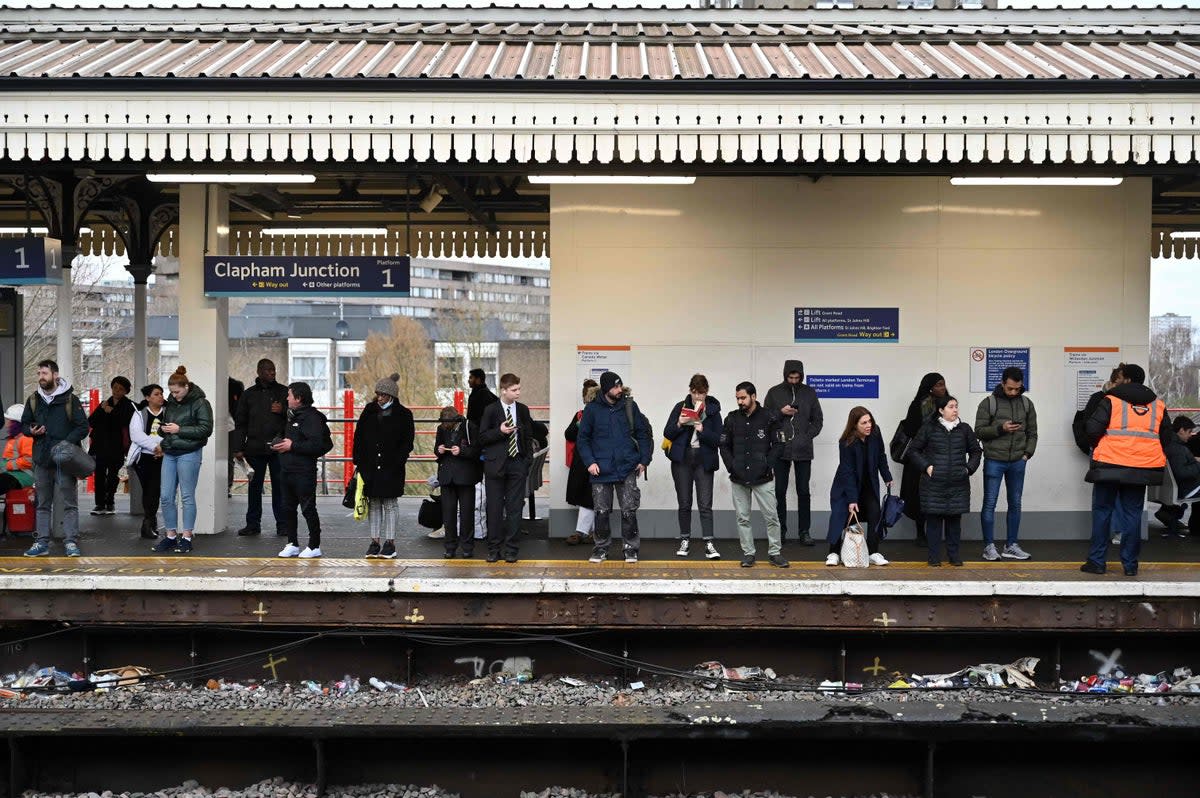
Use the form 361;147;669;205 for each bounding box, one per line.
558;677;587;687
911;656;1040;689
693;661;778;688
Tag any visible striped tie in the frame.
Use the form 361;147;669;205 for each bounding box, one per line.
506;405;518;458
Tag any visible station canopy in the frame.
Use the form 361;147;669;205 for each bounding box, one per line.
0;1;1198;259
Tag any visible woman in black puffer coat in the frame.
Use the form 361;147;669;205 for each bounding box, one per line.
907;393;981;567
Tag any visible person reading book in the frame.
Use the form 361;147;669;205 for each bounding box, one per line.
663;374;723;560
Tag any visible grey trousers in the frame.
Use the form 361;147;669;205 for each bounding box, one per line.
592;471;641;556
34;464;79;544
731;480;782;557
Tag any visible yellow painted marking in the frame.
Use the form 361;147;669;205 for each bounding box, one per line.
873;612;898;627
863;657;887;676
404;607;425;623
252;602;269;622
262;654;287;680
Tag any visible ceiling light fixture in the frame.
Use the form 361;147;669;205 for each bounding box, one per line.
260;227;388;236
147;173;317;184
527;175;696;185
0;226;91;234
950;177;1123;187
419;185;445;213
1166;231;1200;239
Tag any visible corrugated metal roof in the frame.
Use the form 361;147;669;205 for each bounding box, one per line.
1;27;1198;80
1;5;1199;82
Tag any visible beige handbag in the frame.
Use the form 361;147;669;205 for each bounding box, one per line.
840;509;871;568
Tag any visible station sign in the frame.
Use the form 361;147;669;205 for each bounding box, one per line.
0;236;64;285
969;346;1031;393
794;307;898;343
806;375;880;399
203;255;410;297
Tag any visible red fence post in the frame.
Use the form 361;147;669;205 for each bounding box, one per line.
86;388;99;495
454;389;465;416
343;389;354;484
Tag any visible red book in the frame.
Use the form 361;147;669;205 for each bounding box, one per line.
680;407;701;423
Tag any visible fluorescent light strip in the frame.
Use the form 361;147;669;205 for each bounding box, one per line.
1167;231;1200;240
260;227;389;236
147;173;317;184
527;175;696;185
950;177;1123;187
0;226;91;234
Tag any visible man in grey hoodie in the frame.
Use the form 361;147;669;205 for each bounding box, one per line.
763;360;823;546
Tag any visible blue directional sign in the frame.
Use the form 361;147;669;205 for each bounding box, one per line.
203;255;410;297
794;307;899;343
0;237;64;285
806;375;880;399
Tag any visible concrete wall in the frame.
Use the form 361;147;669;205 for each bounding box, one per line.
549;176;1151;540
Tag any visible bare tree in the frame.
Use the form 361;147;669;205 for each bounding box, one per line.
1150;325;1198;407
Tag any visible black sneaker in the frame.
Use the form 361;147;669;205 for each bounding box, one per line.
461;549;474;559
236;526;261;537
365;540;381;559
1080;561;1106;575
152;536;178;554
740;554;755;568
486;552;500;563
443;551;454;559
90;507;105;516
379;540;397;559
1124;565;1139;576
798;531;815;547
768;554;789;568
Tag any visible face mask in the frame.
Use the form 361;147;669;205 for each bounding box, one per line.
379;400;393;409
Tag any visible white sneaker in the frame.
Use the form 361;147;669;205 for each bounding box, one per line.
825;553;840;567
298;547;322;559
868;552;890;566
588;549;605;564
1111;533;1121;545
704;541;721;560
426;528;445;539
1002;543;1031;560
675;539;690;557
277;544;301;558
982;544;1000;561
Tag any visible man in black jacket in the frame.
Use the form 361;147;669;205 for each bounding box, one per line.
720;382;788;568
87;375;135;515
234;359;289;536
763;360;822;546
479;372;547;563
273;382;333;559
467;368;499;427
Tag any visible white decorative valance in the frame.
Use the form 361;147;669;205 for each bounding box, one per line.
3;91;1198;166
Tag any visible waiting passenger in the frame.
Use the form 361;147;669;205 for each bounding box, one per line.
233;358;288;537
127;384;166;540
907;394;981;567
351;374;415;559
663;373;723;560
1147;416;1196;536
466;368;499;428
87;375;135;516
1081;364;1174;577
274;382;333;559
974;366;1037;562
899;372;948;548
153;367;214;555
563;379;599;546
22;359;90;558
435;405;481;559
826;406;893;567
480;372;548;563
0;404;34;491
577;371;652;564
763;360;822;547
719;381;788;569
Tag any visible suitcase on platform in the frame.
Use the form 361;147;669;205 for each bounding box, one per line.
5;487;35;534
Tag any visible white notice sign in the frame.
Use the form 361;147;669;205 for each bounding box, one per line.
1064;346;1122;412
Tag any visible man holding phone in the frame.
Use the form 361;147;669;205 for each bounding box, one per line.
974;367;1038;561
233;358;289;536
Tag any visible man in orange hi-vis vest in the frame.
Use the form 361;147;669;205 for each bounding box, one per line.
1080;364;1175;577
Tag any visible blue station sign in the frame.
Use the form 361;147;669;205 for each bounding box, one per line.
203;255;411;297
0;237;64;285
806;375;880;399
795;307;899;343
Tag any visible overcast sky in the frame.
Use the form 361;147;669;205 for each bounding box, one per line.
6;0;1199;8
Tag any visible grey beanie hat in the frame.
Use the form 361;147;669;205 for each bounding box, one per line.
375;372;400;399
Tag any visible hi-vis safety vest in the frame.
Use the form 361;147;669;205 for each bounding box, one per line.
1093;398;1167;469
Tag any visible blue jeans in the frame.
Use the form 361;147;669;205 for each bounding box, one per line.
1088;482;1144;570
245;453;283;530
980;458;1027;547
160;448;203;532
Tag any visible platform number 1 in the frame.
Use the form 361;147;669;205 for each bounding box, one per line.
381;268;394;288
12;246;28;269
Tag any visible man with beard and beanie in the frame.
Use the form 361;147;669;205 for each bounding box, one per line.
479;373;548;563
87;375;135;515
467;368;499;428
353;373;415;559
22;359;90;557
720;381;788;569
577;371;653;564
763;360;823;546
1080;363;1174;577
234;358;289;536
274;382;333;559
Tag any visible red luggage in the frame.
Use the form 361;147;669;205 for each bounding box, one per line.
5;487;35;534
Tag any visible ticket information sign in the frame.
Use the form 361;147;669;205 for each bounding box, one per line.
204;255;410;297
806;375;880;399
794;307;898;343
0;237;63;285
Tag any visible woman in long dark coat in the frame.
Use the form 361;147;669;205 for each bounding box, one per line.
900;372;947;547
907;393;982;567
435;406;481;558
352;373;415;559
564;380;599;545
826;406;894;567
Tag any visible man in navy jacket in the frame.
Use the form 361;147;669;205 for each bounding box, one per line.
577;371;652;564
